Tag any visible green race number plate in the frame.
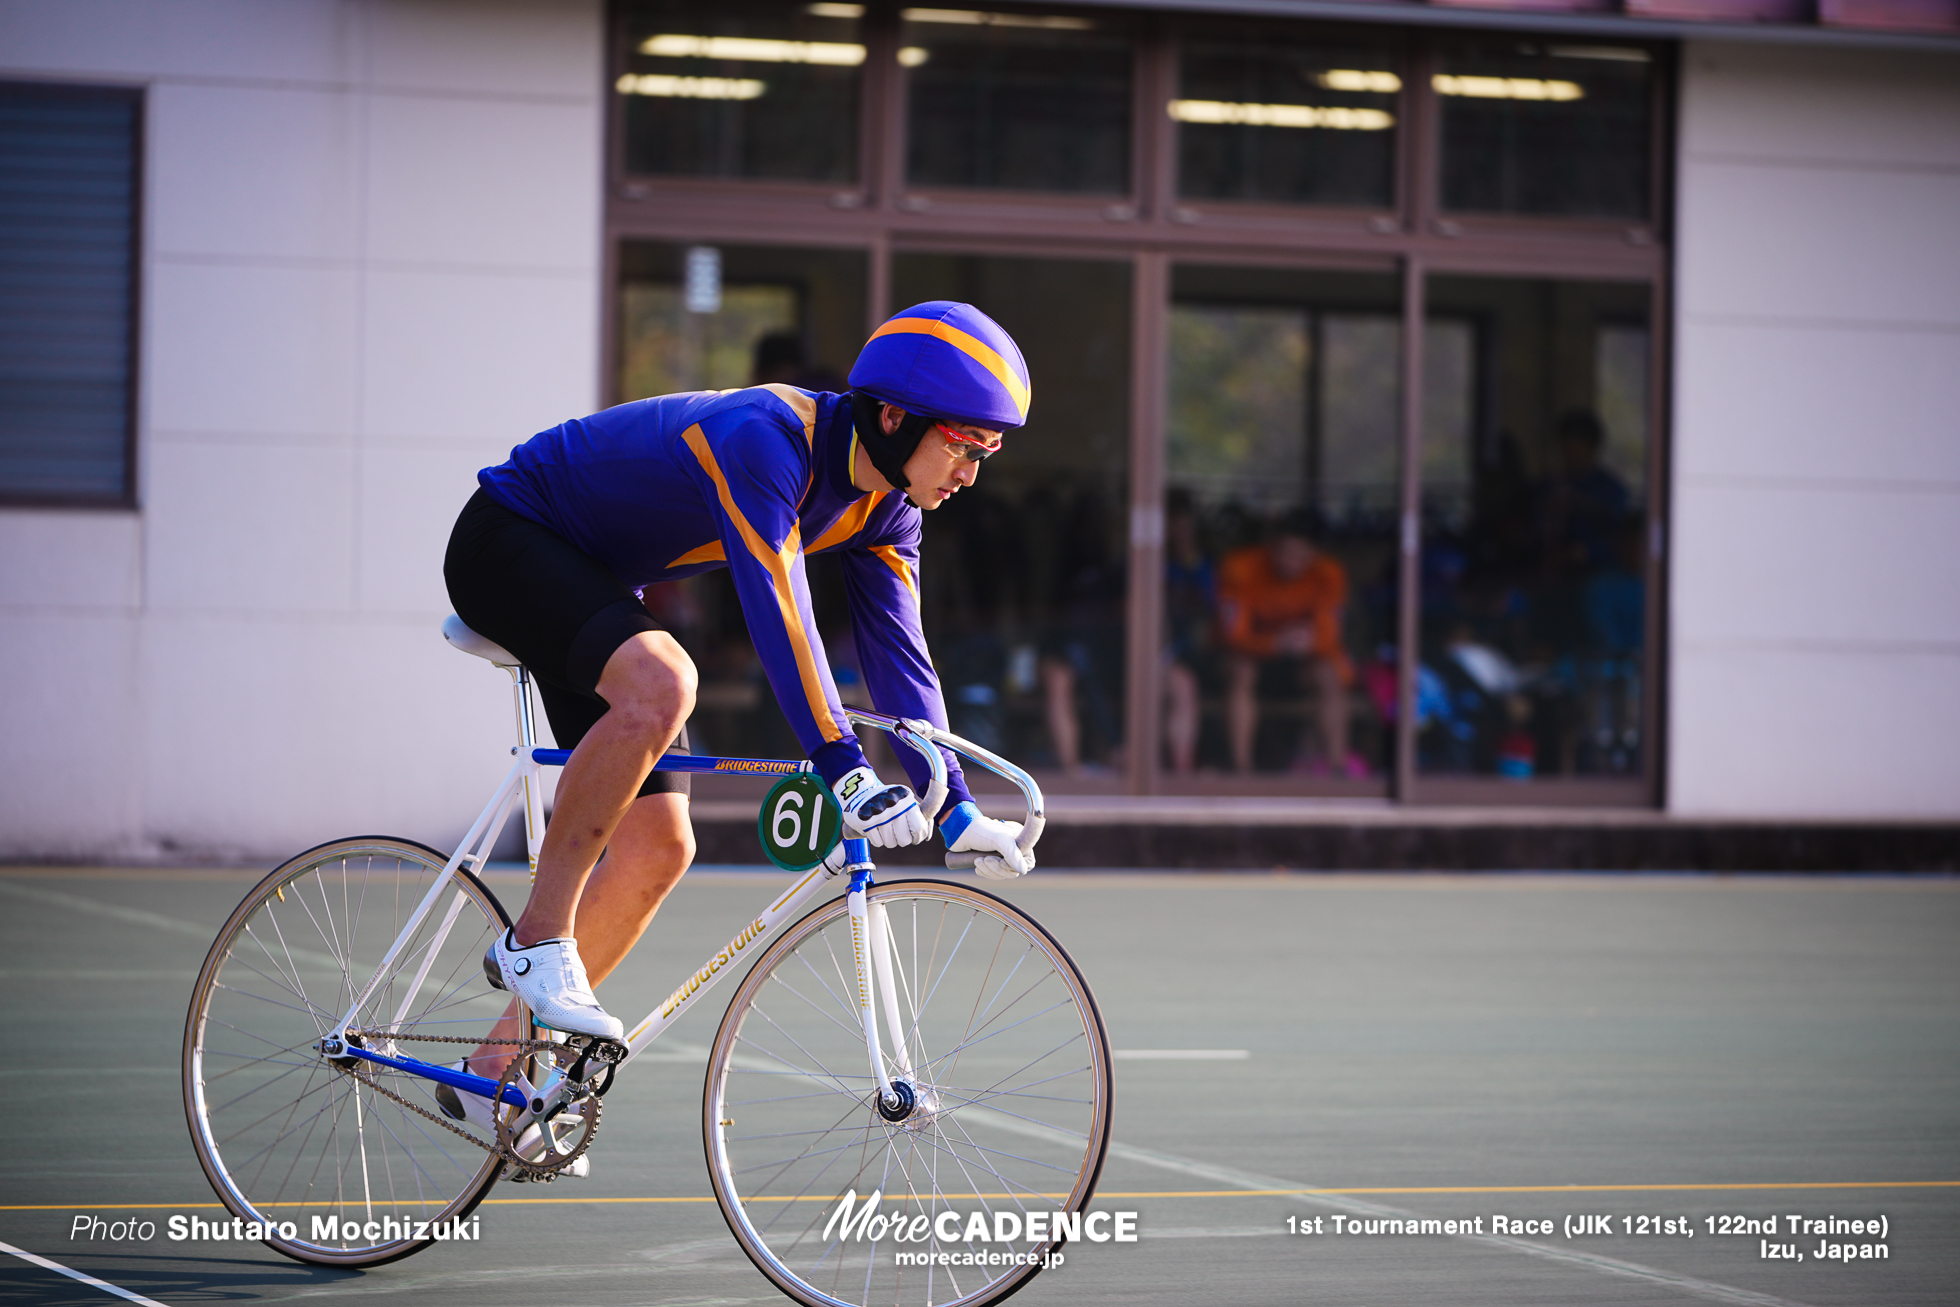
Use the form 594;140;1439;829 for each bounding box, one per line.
757;772;843;871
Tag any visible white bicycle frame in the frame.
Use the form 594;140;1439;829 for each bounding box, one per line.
324;664;1044;1129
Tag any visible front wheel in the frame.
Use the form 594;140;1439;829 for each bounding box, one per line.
182;837;515;1267
704;879;1112;1307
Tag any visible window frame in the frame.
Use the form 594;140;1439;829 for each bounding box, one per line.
604;0;1674;808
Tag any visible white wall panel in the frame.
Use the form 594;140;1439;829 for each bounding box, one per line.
0;512;141;608
0;0;354;83
1678;164;1960;324
150;85;361;262
147;263;360;439
1672;40;1960;819
1674;482;1960;645
365;0;601;98
1673;322;1960;484
1670;646;1960;818
360;269;597;442
365;94;599;268
0;613;143;857
1680;44;1960;169
146;442;357;612
140;615;516;857
357;444;499;613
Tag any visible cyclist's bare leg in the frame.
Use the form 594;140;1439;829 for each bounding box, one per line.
512;631;695;947
464;791;695;1079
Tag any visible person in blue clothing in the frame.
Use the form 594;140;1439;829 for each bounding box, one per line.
439;303;1037;1120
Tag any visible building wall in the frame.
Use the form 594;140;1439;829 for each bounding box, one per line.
6;8;1958;858
0;0;603;859
1669;40;1960;817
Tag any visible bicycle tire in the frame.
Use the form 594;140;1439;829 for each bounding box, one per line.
704;878;1112;1307
182;836;515;1267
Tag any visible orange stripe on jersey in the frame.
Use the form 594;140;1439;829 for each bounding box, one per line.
865;318;1030;422
755;383;819;450
681;424;842;743
665;539;726;569
807;493;884;555
870;544;916;599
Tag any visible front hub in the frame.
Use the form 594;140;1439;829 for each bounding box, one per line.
875;1079;916;1123
876;1079;943;1130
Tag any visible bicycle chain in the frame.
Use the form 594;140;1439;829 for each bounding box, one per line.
331;1029;604;1183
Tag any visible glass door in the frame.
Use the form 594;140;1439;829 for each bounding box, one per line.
1415;275;1654;799
1160;264;1401;794
892;251;1133;784
613;240;868;763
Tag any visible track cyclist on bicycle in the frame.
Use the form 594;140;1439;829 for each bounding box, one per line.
440;302;1036;1143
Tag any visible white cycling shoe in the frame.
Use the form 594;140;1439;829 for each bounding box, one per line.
484;929;625;1042
433;1060;591;1180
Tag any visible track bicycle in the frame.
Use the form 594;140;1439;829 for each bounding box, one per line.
182;615;1112;1307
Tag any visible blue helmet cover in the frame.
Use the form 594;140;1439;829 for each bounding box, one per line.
848;301;1031;430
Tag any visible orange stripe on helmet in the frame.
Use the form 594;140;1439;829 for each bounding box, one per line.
866;317;1030;422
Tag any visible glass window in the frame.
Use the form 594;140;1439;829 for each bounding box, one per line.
614;241;868;762
0;82;138;503
1164;267;1401;787
1418;276;1651;782
1175;35;1399;208
903;10;1132;194
1436;42;1653;220
892;253;1132;776
618;0;862;183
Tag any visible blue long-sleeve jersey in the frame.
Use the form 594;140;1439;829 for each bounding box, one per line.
478;383;972;815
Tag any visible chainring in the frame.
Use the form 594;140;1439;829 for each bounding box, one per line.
493;1046;604;1180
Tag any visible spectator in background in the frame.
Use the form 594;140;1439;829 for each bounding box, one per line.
1540;409;1630;582
752;330;848;394
1217;510;1358;776
1162;488;1215;774
1038;486;1125;774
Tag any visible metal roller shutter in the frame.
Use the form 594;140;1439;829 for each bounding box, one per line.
0;82;140;505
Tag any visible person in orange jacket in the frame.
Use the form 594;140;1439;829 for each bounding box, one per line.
1216;511;1359;776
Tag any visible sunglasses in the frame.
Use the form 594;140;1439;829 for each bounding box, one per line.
935;421;1004;463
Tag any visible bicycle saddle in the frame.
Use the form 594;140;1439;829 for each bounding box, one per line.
442;613;520;667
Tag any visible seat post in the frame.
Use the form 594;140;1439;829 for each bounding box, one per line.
508;663;547;881
508;665;539;751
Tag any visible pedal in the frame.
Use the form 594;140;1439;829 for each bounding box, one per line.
563;1037;627;1096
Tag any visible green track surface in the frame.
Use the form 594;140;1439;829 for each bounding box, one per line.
2;868;1955;1306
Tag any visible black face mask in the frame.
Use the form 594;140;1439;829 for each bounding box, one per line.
850;391;933;493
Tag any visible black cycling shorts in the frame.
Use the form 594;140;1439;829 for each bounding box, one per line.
443;487;690;797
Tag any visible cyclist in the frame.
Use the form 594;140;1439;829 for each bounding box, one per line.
439;302;1037;1125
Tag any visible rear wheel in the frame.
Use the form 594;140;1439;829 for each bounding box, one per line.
705;879;1112;1307
182;837;514;1267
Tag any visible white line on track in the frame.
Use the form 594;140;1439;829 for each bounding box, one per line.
1098;1139;1816;1307
0;880;226;942
0;878;376;973
959;1107;1812;1307
0;1239;171;1307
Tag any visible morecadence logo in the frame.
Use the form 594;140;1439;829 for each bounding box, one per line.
822;1188;1137;1270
